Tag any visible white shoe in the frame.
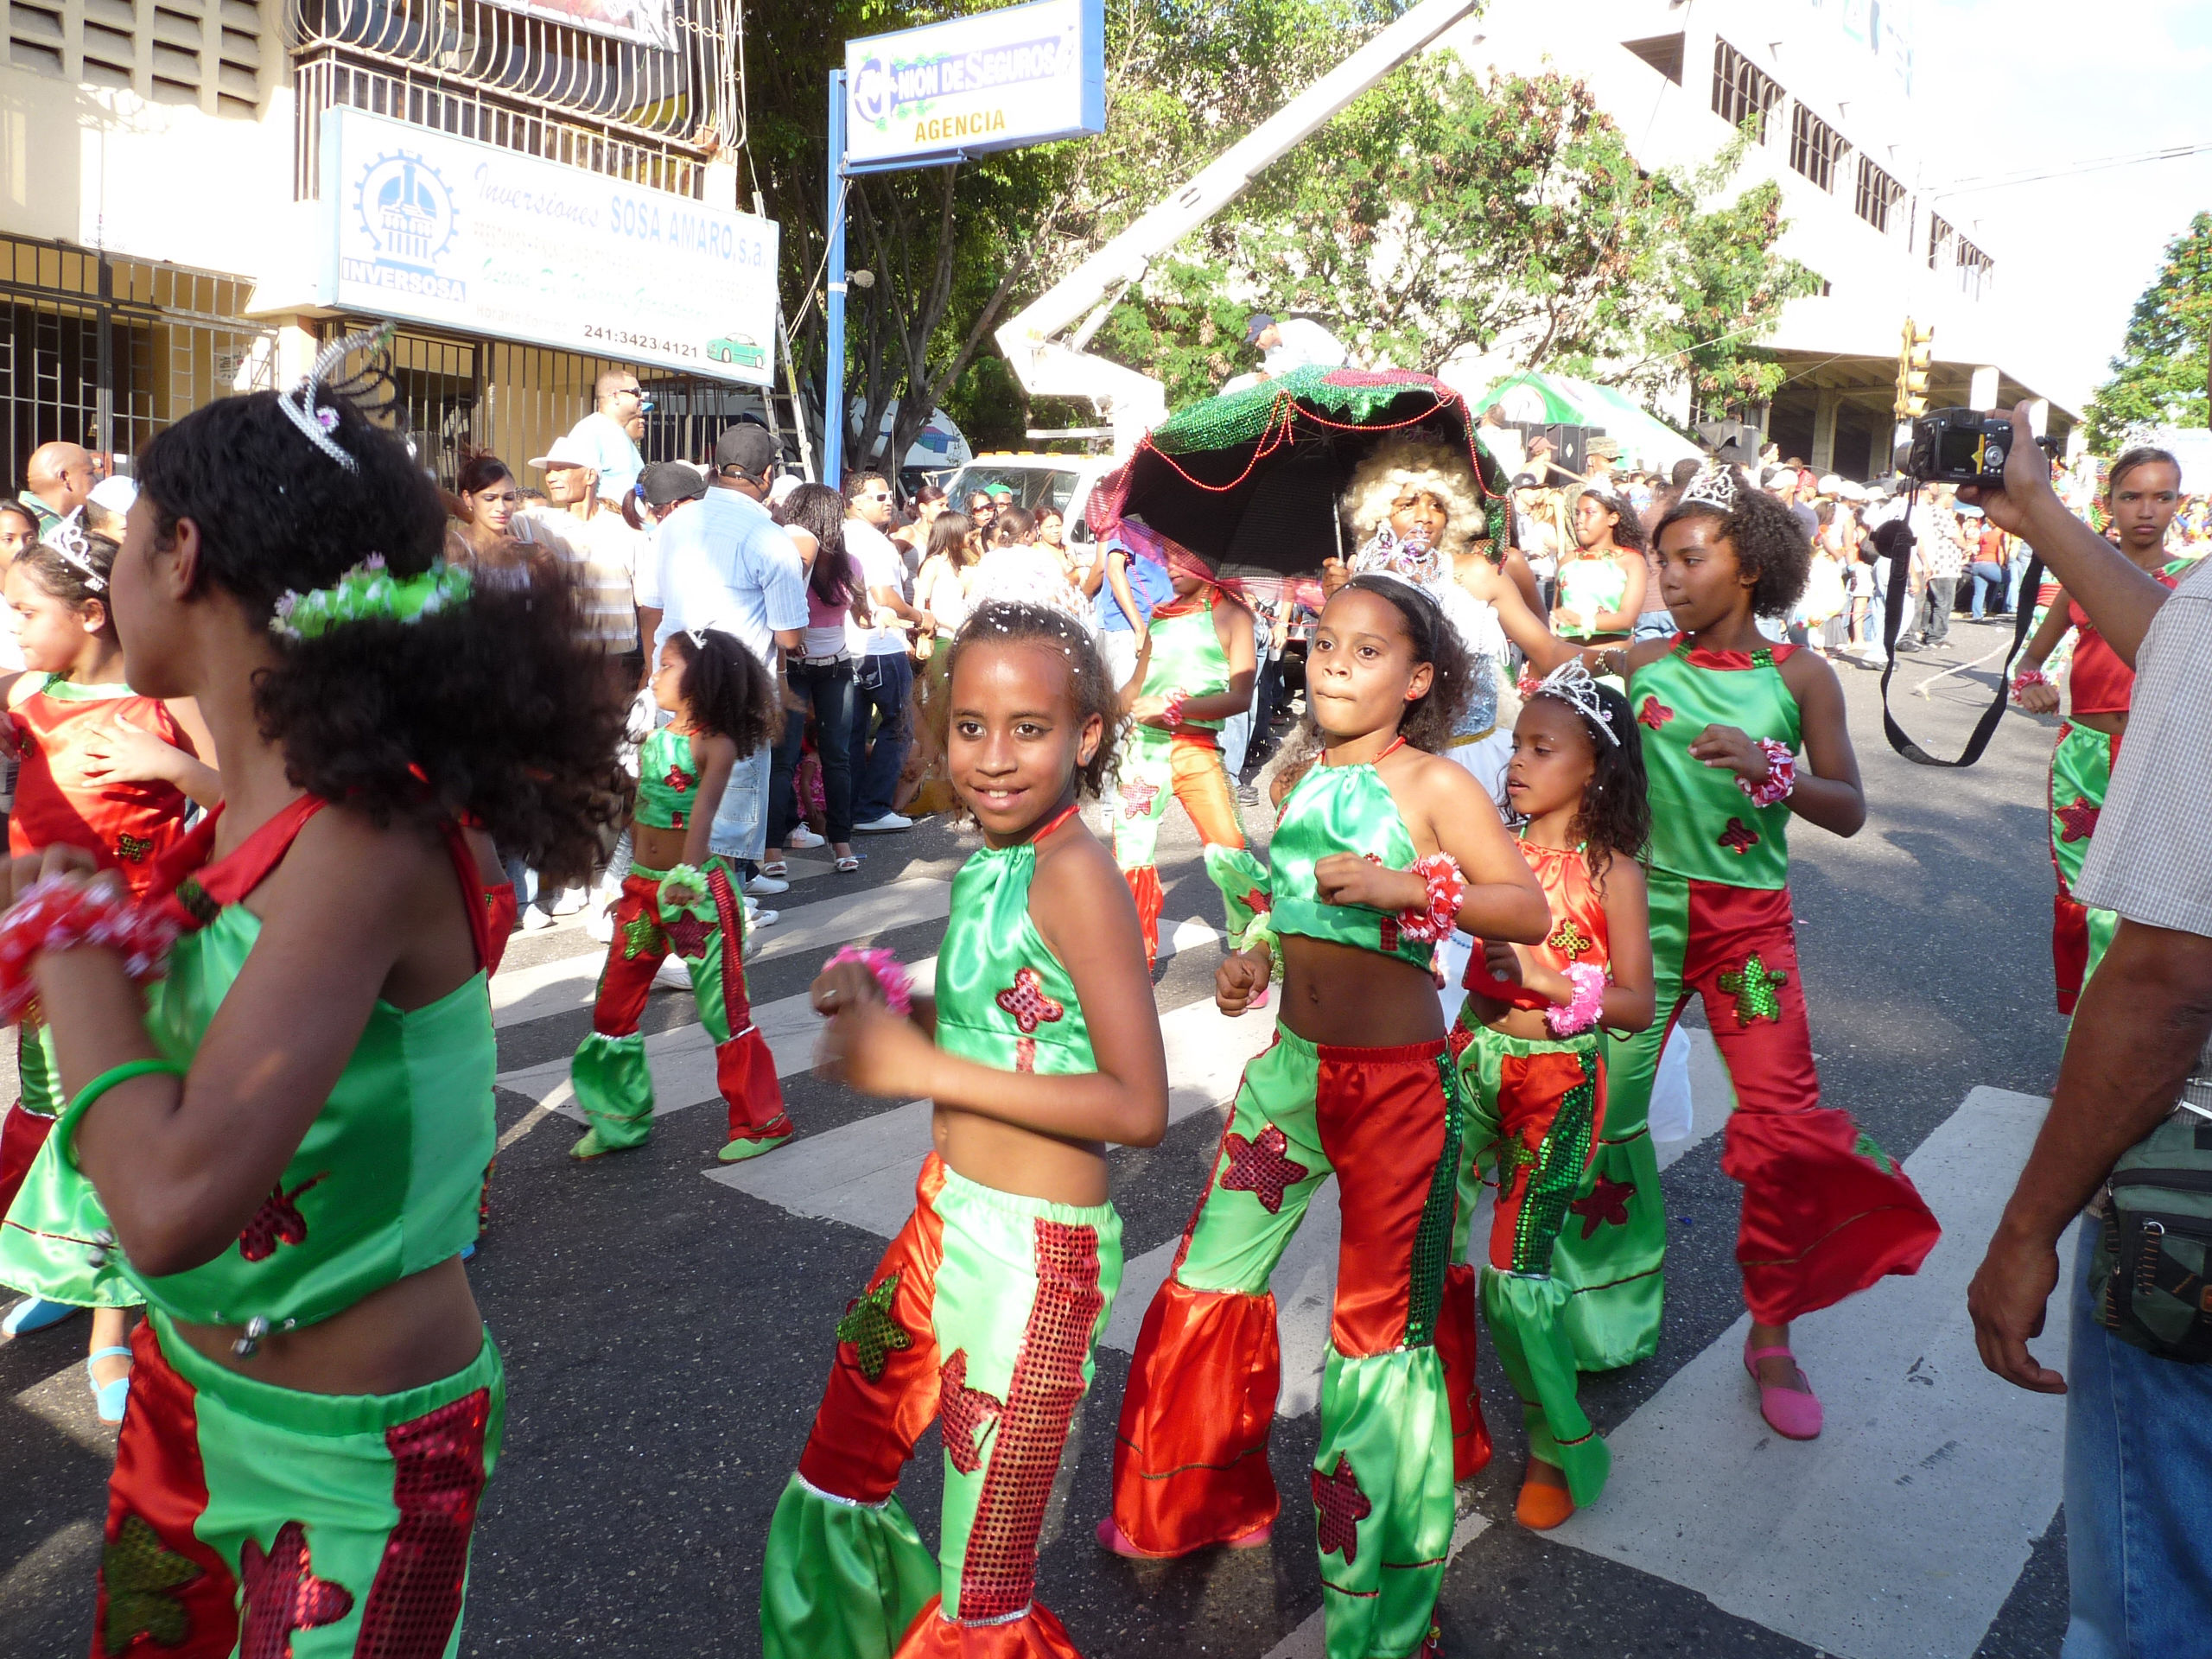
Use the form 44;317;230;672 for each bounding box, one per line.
546;887;587;917
854;812;913;833
747;906;779;928
521;906;556;932
584;905;614;944
747;872;791;897
653;957;691;991
786;825;826;849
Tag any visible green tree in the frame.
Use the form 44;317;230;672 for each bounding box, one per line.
2087;212;2212;452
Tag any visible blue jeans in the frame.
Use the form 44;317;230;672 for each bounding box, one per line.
1967;561;2008;619
852;652;912;823
2063;1217;2212;1656
772;656;857;846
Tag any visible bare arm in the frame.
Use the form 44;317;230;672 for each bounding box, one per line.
1693;649;1865;838
680;734;738;868
1586;552;1647;634
1597;858;1655;1033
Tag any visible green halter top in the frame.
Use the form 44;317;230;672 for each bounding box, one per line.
636;726;702;830
1268;740;1434;969
1631;639;1802;889
1555;554;1630;639
70;796;500;1336
1136;594;1232;734
932;810;1096;1075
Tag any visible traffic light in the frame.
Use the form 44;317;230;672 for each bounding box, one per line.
1894;320;1935;420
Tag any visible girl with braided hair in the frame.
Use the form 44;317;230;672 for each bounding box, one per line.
1517;467;1939;1440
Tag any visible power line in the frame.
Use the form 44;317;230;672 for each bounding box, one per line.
1929;142;2212;198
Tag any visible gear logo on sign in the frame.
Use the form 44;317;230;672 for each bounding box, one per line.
350;151;462;300
849;55;896;130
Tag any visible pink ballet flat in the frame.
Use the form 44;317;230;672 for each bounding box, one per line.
1094;1516;1270;1558
1744;1340;1822;1440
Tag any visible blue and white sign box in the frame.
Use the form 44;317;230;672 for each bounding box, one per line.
843;0;1104;169
317;107;782;385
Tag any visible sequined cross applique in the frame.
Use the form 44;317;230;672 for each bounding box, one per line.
671;810;687;830
1218;1122;1309;1214
662;912;714;959
938;1350;1005;1476
1636;696;1674;730
238;1522;353;1659
1311;1455;1371;1562
836;1272;911;1382
355;1389;492;1656
116;832;154;862
1120;778;1160;818
1716;954;1789;1025
663;763;696;793
1717;817;1760;855
2053;797;2100;843
1548;919;1592;959
238;1173;330;1262
995;968;1065;1035
1568;1174;1636;1239
621;915;666;961
103;1514;205;1654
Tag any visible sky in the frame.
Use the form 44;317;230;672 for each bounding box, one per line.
1918;0;2212;414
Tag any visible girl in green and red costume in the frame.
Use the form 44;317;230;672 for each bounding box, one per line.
569;626;788;1162
2006;446;2185;1014
762;600;1169;1659
0;346;626;1657
0;514;219;1413
1103;575;1550;1659
1440;661;1654;1530
1522;467;1940;1439
1112;543;1255;965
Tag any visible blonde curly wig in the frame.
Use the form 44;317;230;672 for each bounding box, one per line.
1341;437;1487;561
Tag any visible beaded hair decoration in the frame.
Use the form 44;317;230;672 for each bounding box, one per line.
42;511;109;594
1531;658;1620;747
1676;467;1742;514
270;555;474;642
276;326;399;473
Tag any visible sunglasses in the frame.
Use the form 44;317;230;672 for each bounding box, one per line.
860;490;892;501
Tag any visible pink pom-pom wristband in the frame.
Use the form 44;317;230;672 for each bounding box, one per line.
0;874;177;1025
822;944;914;1018
1395;853;1466;944
1545;961;1608;1036
1158;690;1191;730
1737;739;1796;809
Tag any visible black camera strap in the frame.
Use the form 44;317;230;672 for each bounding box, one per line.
1876;488;2042;767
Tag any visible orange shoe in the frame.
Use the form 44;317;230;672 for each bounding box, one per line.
1514;1464;1574;1531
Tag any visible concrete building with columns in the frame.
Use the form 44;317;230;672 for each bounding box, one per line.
1441;0;2077;478
0;0;779;488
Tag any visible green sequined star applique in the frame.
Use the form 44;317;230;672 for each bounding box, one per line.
835;1271;911;1381
1853;1131;1896;1176
621;915;666;961
1716;954;1789;1026
103;1513;203;1654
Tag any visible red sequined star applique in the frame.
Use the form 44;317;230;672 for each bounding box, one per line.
1120;778;1160;818
938;1349;1005;1475
238;1522;353;1659
1218;1122;1308;1214
662;912;714;959
238;1174;329;1262
995;968;1065;1035
2053;796;2101;843
1637;696;1675;730
1717;817;1760;855
1242;887;1272;915
663;763;696;793
1311;1454;1371;1562
1569;1174;1637;1239
671;810;686;830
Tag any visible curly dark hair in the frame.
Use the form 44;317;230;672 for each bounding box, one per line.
1580;489;1647;554
776;481;855;608
1273;573;1474;802
135;389;631;887
664;628;781;754
1653;473;1810;618
1517;680;1650;882
931;600;1124;803
16;521;118;613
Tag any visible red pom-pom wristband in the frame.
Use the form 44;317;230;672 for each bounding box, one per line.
0;874;177;1027
1159;690;1191;730
1737;739;1796;809
822;944;914;1018
2010;668;2050;704
1395;853;1466;944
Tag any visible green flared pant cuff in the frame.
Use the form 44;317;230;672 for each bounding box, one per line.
1314;1345;1454;1659
760;1471;939;1659
1480;1268;1609;1509
569;1033;653;1146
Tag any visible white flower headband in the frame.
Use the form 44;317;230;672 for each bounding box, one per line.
1531;658;1619;747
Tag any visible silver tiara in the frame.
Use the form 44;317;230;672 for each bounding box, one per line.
277;327;391;473
1677;467;1740;514
1531;658;1618;746
43;511;107;594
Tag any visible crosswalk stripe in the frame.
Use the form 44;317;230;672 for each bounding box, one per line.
1549;1085;2068;1659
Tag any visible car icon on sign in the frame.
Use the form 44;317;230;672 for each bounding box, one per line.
707;334;766;369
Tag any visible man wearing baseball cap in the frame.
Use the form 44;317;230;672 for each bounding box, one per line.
630;461;708;645
1244;310;1347;379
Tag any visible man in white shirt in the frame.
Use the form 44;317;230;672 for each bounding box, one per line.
842;472;931;832
1245;313;1348;378
515;438;647;671
1476;405;1525;480
565;368;650;505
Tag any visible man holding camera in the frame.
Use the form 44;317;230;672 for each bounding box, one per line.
1962;407;2212;1659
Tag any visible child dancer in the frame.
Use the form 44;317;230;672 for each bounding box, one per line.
0;518;215;1417
0;349;622;1656
1113;550;1255;964
1440;662;1654;1528
762;601;1167;1659
1104;576;1549;1659
1531;468;1940;1432
569;626;788;1162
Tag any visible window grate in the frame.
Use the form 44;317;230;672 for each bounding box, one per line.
1711;39;1782;143
1854;156;1904;232
1788;105;1849;192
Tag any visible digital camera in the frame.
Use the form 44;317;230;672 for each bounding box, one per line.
1905;408;2056;485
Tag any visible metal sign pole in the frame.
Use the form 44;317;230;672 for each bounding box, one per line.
823;67;849;486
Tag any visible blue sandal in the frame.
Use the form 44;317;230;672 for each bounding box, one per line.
3;1296;81;1338
87;1345;133;1424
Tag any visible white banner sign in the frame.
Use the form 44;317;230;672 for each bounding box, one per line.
844;0;1104;168
478;0;673;50
317;108;780;385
